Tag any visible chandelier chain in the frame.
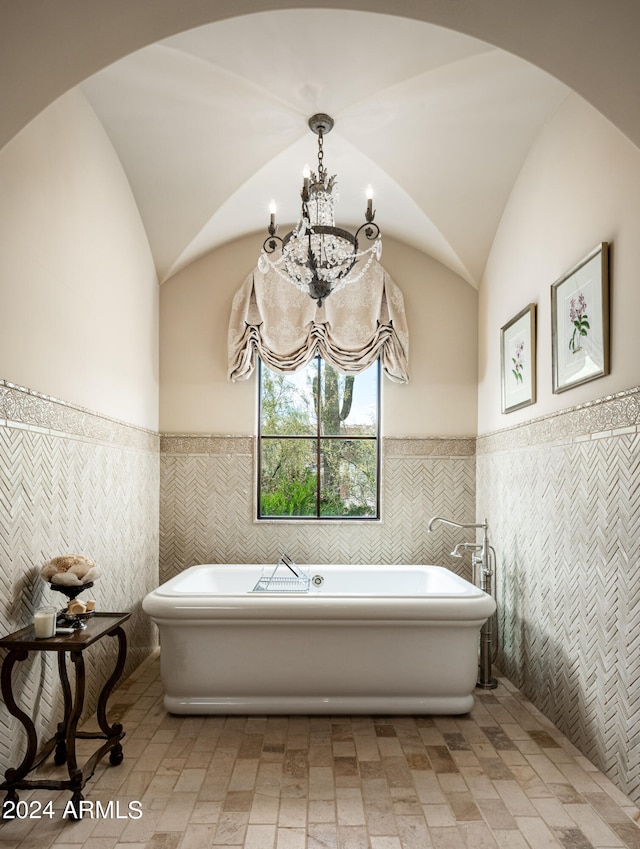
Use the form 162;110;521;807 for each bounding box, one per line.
317;129;325;181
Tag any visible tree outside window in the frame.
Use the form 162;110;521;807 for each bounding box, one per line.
258;357;379;519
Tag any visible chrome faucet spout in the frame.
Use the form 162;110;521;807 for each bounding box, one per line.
428;516;487;533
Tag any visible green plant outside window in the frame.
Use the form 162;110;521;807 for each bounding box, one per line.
258;357;380;519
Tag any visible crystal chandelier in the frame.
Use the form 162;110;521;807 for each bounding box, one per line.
258;114;382;307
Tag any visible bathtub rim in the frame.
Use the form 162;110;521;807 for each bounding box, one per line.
150;562;487;596
143;562;497;622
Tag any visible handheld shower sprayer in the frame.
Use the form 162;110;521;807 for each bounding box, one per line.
450;542;482;558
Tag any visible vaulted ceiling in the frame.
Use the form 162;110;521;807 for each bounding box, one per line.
6;3;640;291
79;10;568;287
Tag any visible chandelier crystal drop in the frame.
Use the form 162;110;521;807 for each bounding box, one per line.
258;113;382;307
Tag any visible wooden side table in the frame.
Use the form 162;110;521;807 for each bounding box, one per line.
0;612;130;820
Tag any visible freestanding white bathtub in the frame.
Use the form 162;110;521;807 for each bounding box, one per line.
142;563;496;715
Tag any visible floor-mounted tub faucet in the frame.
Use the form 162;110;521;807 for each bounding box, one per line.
428;516;489;584
428;516;497;690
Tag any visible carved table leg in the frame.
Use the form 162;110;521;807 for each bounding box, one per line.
97;626;127;764
1;649;37;809
63;649;86;814
54;651;72;765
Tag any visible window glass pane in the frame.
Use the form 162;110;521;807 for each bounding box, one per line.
320;361;377;436
260;438;318;517
258;356;379;520
260;362;317;436
319;439;378;518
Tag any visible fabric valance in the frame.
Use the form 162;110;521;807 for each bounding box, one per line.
227;260;409;383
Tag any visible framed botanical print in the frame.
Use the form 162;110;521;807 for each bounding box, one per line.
551;243;609;393
501;303;536;413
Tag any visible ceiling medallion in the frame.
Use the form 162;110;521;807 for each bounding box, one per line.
258;113;382;307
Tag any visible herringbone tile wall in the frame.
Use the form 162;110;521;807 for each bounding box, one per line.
477;401;640;804
159;437;477;582
6;376;640;813
0;385;159;782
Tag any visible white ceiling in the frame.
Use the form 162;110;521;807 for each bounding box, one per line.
80;9;569;287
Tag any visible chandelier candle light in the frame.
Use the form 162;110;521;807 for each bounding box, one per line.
259;114;382;307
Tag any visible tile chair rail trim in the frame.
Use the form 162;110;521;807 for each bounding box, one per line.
0;379;159;453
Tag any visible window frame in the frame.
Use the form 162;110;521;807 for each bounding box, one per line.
257;356;381;521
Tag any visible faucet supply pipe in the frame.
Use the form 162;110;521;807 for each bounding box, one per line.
428;516;497;689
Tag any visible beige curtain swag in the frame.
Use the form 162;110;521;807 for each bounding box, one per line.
228;260;409;383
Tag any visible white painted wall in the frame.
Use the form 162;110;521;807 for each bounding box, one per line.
476;93;640;807
478;93;640;435
0;88;159;429
159;234;478;437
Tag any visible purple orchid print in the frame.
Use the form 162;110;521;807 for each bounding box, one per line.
511;340;524;384
569;292;589;353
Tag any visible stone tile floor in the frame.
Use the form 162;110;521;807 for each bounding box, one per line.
2;651;640;849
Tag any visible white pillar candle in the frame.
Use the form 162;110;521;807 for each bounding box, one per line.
34;606;57;638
